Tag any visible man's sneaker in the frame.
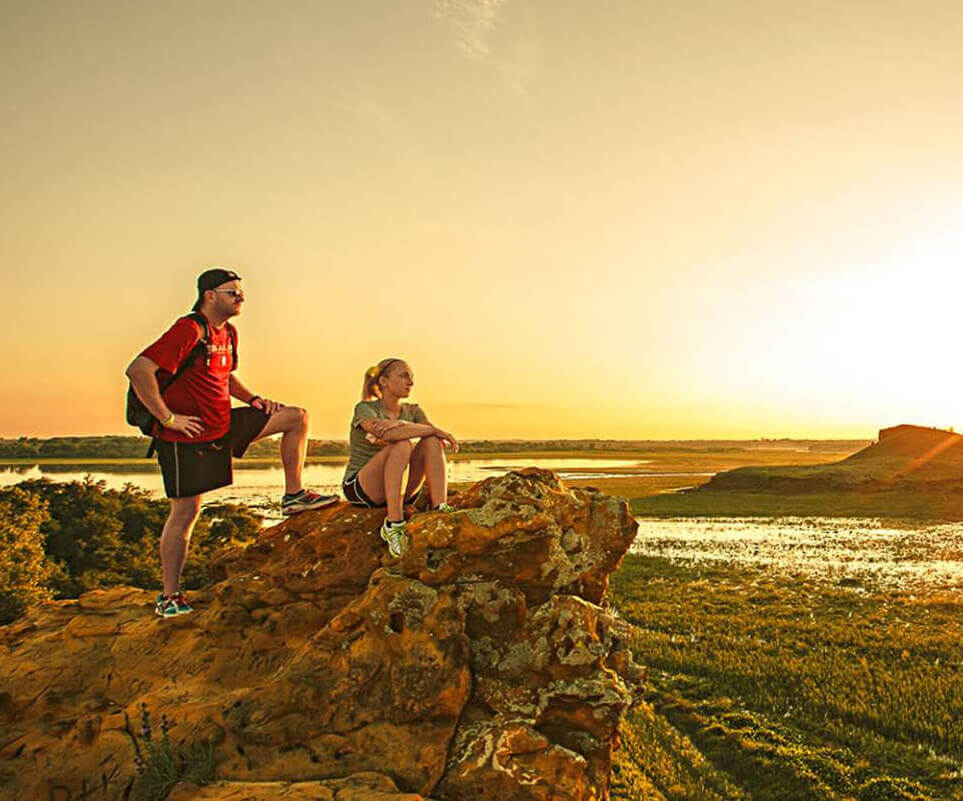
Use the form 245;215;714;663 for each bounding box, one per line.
379;519;407;558
170;592;194;615
155;594;178;619
282;489;339;515
154;593;192;618
434;503;456;513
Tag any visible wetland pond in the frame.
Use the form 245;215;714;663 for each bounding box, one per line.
633;516;963;590
4;459;959;590
0;457;649;518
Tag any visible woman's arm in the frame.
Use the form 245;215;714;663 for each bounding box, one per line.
359;419;435;441
362;418;459;452
367;418;407;438
422;421;459;452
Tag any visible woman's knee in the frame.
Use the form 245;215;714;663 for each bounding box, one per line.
386;439;414;457
416;435;445;462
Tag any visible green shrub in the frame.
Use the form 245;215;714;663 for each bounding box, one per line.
0;479;263;622
132;703;215;801
0;487;54;624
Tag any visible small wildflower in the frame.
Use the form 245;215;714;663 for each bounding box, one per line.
139;702;152;741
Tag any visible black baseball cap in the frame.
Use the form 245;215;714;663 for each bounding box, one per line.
192;268;241;311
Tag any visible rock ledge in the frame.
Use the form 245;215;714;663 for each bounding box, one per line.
0;469;643;801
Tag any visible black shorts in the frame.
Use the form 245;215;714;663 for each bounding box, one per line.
342;473;421;508
156;407;269;498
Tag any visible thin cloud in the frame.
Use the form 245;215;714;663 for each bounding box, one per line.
435;0;511;61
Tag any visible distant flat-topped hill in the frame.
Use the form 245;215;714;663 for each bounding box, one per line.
705;425;963;492
635;425;963;519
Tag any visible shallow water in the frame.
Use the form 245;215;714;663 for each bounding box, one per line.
8;460;958;588
0;458;650;520
633;516;963;590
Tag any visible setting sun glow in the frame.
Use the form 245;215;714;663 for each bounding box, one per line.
3;2;963;439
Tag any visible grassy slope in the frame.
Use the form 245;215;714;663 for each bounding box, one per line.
634;428;963;521
632;486;963;520
609;555;963;801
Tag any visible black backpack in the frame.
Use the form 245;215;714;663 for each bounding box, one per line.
126;312;237;438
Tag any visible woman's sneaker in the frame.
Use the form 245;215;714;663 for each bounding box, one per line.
434;503;456;513
282;489;339;515
154;592;193;618
379;519;407;558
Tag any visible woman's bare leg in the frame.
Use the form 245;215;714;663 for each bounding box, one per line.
406;436;446;506
382;440;414;520
356;440;414;521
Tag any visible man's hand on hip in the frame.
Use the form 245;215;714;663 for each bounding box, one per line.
167;414;205;437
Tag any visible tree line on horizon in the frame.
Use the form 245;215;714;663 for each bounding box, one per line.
0;435;869;460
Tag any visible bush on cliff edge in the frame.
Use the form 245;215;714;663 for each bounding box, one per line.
0;487;54;624
0;479;263;623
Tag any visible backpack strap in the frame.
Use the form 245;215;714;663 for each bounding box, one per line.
145;313;211;456
225;321;238;370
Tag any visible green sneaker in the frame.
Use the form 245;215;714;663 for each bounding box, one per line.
379;519;407;558
170;592;194;615
434;503;456;513
155;592;193;618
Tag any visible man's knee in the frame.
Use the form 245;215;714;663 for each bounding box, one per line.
287;406;309;433
168;497;201;525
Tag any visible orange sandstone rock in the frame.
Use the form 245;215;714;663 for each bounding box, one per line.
0;469;642;801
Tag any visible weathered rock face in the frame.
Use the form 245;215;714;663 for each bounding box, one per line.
0;469;642;801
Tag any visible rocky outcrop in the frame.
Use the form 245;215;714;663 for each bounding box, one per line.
0;469;642;801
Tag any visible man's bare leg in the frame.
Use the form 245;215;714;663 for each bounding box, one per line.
160;495;202;597
254;406;309;495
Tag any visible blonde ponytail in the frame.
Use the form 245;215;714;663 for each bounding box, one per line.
361;357;403;401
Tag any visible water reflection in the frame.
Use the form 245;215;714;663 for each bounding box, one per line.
0;458;650;513
634;517;963;590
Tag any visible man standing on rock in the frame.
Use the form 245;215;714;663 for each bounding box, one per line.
126;268;337;619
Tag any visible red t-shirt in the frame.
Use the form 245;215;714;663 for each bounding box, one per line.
140;315;237;443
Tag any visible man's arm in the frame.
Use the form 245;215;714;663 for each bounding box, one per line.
125;356;204;437
229;375;283;415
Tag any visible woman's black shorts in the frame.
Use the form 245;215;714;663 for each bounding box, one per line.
155;407;269;498
342;473;421;508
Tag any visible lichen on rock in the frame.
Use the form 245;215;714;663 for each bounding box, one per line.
0;468;643;801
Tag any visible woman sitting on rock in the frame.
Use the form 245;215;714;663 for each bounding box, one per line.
342;357;459;556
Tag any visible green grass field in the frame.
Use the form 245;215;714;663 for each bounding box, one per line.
631;486;963;521
608;555;963;801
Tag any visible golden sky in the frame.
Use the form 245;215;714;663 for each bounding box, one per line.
3;0;963;439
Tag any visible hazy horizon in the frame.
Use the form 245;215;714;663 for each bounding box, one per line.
4;1;963;440
0;429;881;444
